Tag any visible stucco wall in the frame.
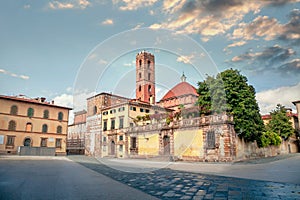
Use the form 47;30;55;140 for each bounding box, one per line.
174;129;203;158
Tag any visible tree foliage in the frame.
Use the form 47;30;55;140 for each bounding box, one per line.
260;130;282;147
197;69;265;146
267;104;294;140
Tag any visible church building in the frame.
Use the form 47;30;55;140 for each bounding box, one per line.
84;51;237;162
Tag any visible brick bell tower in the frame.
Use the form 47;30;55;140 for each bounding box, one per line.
136;51;155;104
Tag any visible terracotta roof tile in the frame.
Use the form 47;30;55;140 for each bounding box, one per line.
161;82;198;101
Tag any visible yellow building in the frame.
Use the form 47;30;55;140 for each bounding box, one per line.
0;95;71;155
101;100;169;158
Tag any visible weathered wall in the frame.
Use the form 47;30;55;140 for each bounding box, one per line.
174;129;203;158
236;137;299;160
138;133;159;156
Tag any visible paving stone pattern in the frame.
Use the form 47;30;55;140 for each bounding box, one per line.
70;156;300;200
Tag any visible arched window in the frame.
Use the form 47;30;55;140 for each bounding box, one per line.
58;112;63;121
24;138;31;147
147;60;151;68
57;126;62;134
25;122;32;132
139;60;142;68
43;110;49;119
93;106;97;115
27;108;34;117
8;120;16;131
139;85;141;92
10;105;18;115
148;85;152;92
42;124;48;133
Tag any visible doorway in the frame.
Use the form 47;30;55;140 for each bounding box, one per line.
163;135;170;155
110;140;115;156
24;138;31;147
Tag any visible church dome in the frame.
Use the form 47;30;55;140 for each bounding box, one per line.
160;81;198;101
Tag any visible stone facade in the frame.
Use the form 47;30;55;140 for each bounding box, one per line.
67;110;86;154
125;114;236;162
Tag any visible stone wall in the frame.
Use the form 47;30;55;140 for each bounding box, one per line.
236;137;299;160
125;114;236;162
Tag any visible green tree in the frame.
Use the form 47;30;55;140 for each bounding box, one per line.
260;130;282;147
267;104;294;140
197;69;265;146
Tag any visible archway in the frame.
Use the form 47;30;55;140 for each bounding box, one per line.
110;140;115;156
163;135;170;155
24;138;32;147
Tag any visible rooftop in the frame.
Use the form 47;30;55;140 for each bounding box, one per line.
0;95;72;110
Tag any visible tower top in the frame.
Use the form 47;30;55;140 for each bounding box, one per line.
136;50;153;56
181;72;187;82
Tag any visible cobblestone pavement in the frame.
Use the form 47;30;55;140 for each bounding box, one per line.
69;156;300;200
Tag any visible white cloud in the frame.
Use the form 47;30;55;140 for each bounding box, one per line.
48;0;90;10
101;19;114;25
0;69;30;80
24;4;31;9
114;0;158;11
133;23;144;30
53;93;74;124
66;87;73;92
177;54;194;64
123;63;132;67
227;41;247;48
98;59;108;65
256;83;300;114
53;93;73;108
231;16;284;41
150;0;262;41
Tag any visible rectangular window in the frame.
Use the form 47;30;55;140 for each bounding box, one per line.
119;117;124;129
207;131;215;149
140;108;144;112
103;145;106;151
103;120;107;131
55;139;62;148
132;107;136;111
119;145;123;152
131;137;137;149
41;138;47;147
111;119;115;130
103;136;106;142
6;136;15;146
145;109;150;113
110;110;113;114
119;135;123;141
130;123;134;127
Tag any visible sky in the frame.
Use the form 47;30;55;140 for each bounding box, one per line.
1;0;300;118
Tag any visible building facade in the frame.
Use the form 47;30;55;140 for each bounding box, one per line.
79;51;238;161
0;95;71;155
67;110;86;155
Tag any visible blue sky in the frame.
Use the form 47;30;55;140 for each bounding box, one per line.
1;0;300;115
